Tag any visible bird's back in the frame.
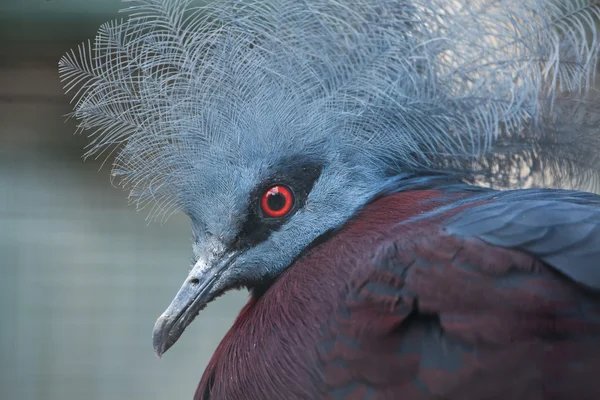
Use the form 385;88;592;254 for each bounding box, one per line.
196;184;600;400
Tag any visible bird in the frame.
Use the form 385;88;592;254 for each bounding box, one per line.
58;0;600;399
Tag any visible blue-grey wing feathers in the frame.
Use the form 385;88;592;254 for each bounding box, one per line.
446;190;600;290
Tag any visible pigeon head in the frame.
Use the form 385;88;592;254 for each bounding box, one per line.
58;0;600;356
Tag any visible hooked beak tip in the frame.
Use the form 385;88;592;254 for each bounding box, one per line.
152;314;172;357
151;277;218;357
152;251;239;358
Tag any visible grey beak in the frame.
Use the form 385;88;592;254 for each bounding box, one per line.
152;252;238;357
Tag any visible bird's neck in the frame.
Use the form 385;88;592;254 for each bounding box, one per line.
196;184;483;399
249;175;486;299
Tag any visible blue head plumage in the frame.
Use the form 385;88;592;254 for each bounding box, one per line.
59;0;600;354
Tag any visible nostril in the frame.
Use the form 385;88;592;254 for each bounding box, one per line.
189;278;200;286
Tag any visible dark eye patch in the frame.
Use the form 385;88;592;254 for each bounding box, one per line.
230;156;323;251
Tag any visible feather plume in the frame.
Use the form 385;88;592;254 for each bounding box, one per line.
59;0;600;219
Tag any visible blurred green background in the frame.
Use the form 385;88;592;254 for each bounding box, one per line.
0;1;247;399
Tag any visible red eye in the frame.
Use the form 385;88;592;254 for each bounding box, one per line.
260;185;294;218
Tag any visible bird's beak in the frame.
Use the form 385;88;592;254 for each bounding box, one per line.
152;251;238;357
